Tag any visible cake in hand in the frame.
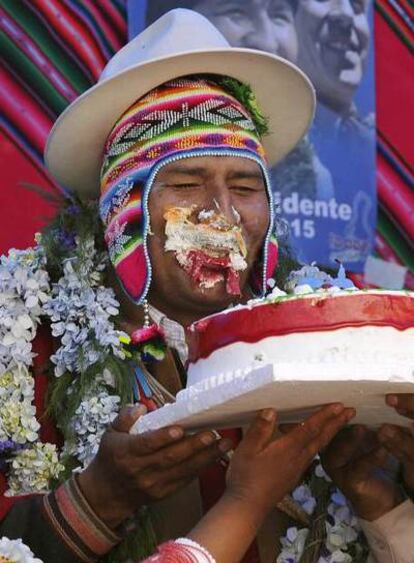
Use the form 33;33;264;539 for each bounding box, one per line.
131;266;414;434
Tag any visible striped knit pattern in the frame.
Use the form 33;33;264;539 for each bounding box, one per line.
43;475;122;562
99;77;277;304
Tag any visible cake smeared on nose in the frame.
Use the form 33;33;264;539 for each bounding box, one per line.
163;206;248;295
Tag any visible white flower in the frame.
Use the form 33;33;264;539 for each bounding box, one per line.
6;443;64;496
292;484;317;515
315;462;332;482
0;537;43;562
67;389;120;467
327;491;358;528
0;364;39;444
43;247;127;377
318;550;353;563
325;521;358;554
0;399;39;444
0;246;49;374
277;527;309;563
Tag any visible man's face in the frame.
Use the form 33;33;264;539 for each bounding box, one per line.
295;0;370;111
147;156;270;319
193;0;299;62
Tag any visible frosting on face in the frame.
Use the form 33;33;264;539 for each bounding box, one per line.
163;206;248;295
100;76;277;304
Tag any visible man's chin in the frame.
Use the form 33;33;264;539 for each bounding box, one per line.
320;45;362;88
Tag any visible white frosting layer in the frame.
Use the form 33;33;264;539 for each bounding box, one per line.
187;325;414;387
131;291;414;435
131;360;414;434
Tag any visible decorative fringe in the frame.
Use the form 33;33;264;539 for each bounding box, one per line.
277;495;310;527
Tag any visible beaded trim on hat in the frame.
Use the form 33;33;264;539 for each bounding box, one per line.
99;77;277;304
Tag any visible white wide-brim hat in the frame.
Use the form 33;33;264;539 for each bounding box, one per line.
45;8;315;198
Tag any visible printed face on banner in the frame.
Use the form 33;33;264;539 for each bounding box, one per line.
295;0;371;111
193;0;299;62
130;0;377;272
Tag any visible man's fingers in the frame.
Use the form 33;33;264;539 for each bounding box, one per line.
145;431;231;470
308;407;356;454
321;425;368;471
111;404;147;433
159;439;232;483
386;394;414;419
239;409;278;454
129;425;187;455
378;425;414;464
292;404;345;448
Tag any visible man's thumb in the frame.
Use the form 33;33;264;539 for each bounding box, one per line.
111;404;147;432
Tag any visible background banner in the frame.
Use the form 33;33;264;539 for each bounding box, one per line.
0;0;412;289
128;0;377;272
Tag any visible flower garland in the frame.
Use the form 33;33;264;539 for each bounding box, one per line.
0;199;159;562
0;245;63;496
0;231;126;493
278;461;369;563
0;199;370;562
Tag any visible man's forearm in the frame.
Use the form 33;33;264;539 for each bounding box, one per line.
360;499;414;563
1;494;80;563
1;476;123;563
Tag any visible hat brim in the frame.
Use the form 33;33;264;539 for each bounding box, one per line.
45;47;315;197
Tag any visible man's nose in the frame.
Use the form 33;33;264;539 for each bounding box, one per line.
206;191;239;226
242;14;279;53
328;0;356;24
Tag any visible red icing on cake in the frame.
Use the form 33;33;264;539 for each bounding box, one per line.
187;292;414;364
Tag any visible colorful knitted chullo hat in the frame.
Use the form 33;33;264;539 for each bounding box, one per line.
99;76;278;304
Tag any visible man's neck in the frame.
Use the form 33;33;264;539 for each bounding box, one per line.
108;266;252;329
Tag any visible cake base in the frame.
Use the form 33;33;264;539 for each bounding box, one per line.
131;361;414;434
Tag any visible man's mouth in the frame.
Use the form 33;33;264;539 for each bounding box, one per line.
163;206;248;295
318;25;361;64
179;249;242;295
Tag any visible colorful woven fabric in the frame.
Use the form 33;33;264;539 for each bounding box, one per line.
43;475;122;561
0;0;127;254
99;76;278;304
145;538;216;562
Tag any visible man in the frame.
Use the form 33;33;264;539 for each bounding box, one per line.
146;0;299;61
294;0;376;266
295;0;371;117
0;9;413;563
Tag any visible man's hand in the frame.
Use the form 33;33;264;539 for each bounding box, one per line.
226;403;355;517
321;425;404;521
377;394;414;491
78;404;232;529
